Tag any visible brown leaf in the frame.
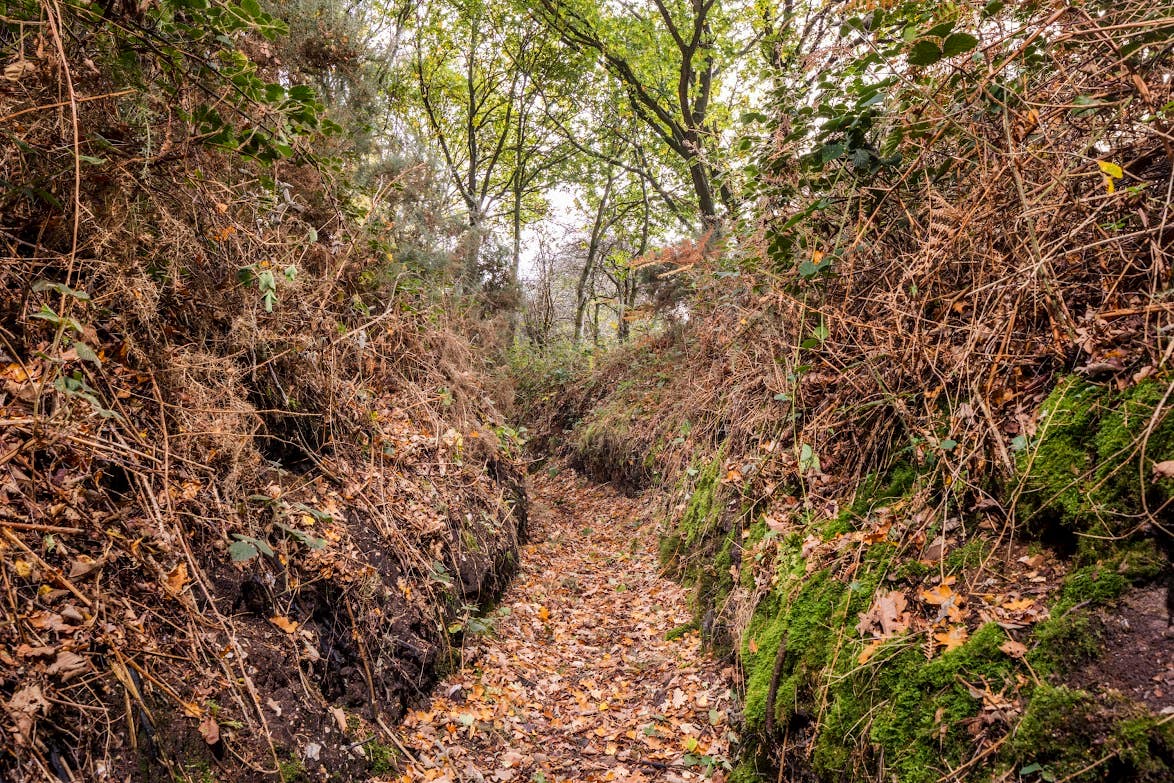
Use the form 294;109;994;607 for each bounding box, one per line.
1153;460;1174;480
27;611;73;633
861;520;892;545
68;555;104;579
270;615;298;634
919;583;956;605
46;651;88;681
330;706;348;733
164;563;189;595
198;714;220;745
857;639;884;664
763;514;787;534
999;640;1028;659
856;590;910;638
4;685;48;745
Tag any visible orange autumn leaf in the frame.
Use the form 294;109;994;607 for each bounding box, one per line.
919;583;956;605
934;625;969;652
1001;597;1035;612
164;563;188;595
861;521;892;544
858;639;885;664
269;615;298;634
537;606;550;622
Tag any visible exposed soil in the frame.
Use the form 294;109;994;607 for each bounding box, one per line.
390;469;737;782
1071;586;1174;713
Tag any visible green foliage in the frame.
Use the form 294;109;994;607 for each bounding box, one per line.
508;342;593;409
151;0;337;161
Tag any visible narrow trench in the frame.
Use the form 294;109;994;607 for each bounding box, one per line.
389;469;736;782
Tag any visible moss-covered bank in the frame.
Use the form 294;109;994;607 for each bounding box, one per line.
653;375;1173;782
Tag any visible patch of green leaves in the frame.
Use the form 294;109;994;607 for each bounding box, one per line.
228;534;274;562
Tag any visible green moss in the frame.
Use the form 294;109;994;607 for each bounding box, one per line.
658;533;683;566
1055;561;1128;611
742;544;896;737
1111;538;1166;583
679;455;725;549
1016;375;1174;536
1010;685;1098;776
820;514;854;539
665;620;699;641
174;762;215;783
1007;687;1174;781
945;537;989;572
815;623;1016;783
367;739;397;774
659;453;725;573
1110;715;1174;779
889;558;932;583
1028;609;1101;678
277;756;307;782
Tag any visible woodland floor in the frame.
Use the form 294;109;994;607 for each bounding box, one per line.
388;469;737;783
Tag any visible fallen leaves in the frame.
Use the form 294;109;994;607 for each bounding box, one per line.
164;562;188;594
858;640;885;664
5;685;48;746
999;639;1028;659
395;473;733;782
69;555;104;580
933;625;969;653
270;615;299;634
856;589;910;639
198;713;220;745
45;650;88;681
1001;597;1036;613
919;577;966;623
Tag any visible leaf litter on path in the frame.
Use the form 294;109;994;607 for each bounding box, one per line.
389;470;736;783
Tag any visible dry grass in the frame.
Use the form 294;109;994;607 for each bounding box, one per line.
0;6;525;781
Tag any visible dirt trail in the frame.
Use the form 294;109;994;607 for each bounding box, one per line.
389;470;737;783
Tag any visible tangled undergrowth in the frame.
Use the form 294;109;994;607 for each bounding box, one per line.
1;4;525;781
520;2;1174;781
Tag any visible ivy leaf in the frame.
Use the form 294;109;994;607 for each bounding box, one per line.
229;534;274;562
